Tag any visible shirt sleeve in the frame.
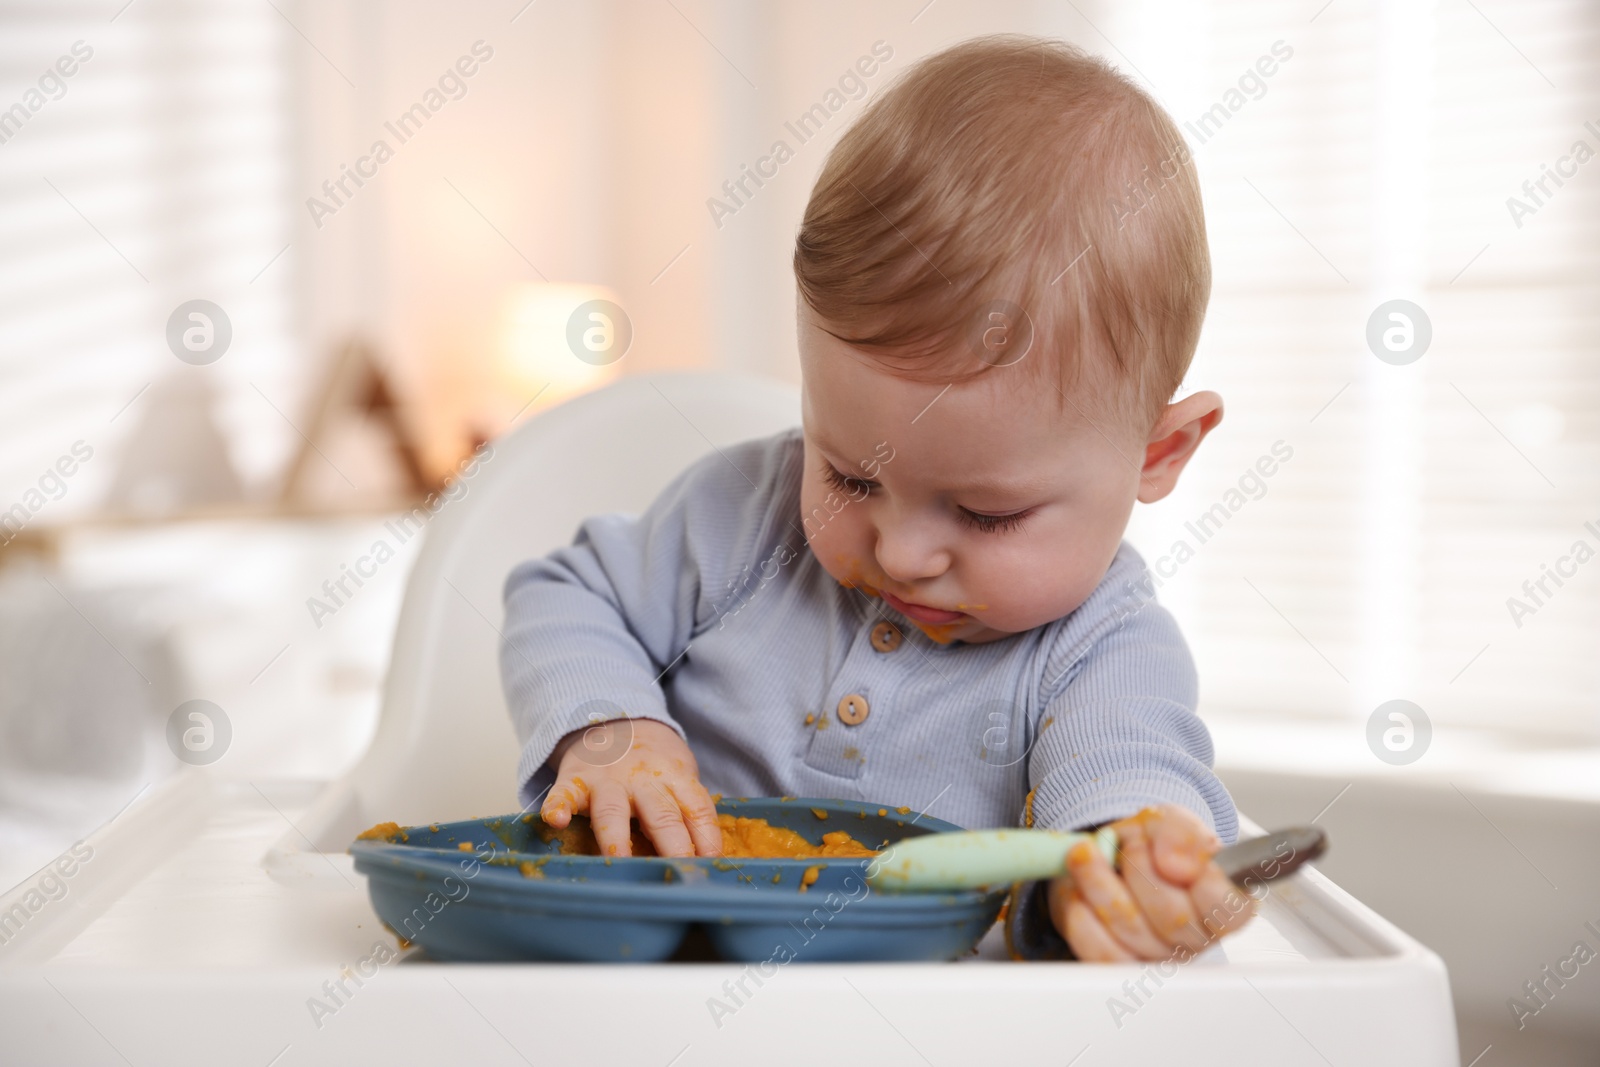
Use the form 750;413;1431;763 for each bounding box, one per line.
1024;565;1238;843
499;431;800;808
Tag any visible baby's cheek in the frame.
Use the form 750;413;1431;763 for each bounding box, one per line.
966;545;1094;632
803;500;872;588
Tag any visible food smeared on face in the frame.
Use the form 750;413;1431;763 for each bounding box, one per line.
829;556;967;644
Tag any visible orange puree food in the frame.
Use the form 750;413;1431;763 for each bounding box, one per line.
716;815;876;859
535;814;878;859
356;821;406;842
537;820;657;857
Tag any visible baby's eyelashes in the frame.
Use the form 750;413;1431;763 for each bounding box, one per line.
821;460;876;498
955;506;1033;534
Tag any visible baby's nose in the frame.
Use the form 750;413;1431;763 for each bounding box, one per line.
873;523;951;584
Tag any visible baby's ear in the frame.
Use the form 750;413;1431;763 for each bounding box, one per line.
1137;392;1223;503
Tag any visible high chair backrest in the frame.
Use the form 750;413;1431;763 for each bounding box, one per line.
345;373;800;830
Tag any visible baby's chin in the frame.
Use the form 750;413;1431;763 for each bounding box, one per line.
921;592;1100;643
920;611;1046;645
818;562;1060;645
925;618;1012;645
885;603;1036;646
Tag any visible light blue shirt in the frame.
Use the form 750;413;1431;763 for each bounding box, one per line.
500;428;1237;841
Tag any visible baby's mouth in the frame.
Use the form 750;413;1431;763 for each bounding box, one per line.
880;590;966;625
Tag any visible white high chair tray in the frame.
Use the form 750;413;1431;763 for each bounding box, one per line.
0;775;1456;1066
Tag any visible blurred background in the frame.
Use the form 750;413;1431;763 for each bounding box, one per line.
1;0;1596;1061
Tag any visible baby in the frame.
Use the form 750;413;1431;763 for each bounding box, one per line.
501;35;1249;962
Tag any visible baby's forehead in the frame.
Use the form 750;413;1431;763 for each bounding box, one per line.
804;349;1138;458
799;293;1150;431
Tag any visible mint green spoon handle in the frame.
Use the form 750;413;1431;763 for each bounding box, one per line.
867;826;1120;891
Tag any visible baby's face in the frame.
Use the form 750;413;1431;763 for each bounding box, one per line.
797;313;1147;644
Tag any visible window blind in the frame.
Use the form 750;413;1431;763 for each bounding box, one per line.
0;0;298;527
1101;0;1600;739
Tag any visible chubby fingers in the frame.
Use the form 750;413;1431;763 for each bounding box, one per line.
1190;860;1255;939
1130;807;1252;940
1117;818;1211;954
587;782;635;858
635;781;695;858
540;773;590;829
669;779;723;857
1048;877;1136;962
1141;805;1222;887
1064;840;1169;958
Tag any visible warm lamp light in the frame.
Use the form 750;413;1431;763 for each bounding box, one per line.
496;282;626;415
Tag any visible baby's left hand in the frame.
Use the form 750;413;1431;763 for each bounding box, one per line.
1048;804;1253;962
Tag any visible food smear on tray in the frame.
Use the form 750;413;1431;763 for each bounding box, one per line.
717;815;877;858
537;819;658;857
536;813;878;859
355;821;407;843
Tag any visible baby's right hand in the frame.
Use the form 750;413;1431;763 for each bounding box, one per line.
541;718;722;859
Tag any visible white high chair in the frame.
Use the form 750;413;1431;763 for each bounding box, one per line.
0;374;1459;1066
271;371;809;866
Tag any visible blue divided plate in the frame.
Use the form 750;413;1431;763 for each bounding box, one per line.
349;796;1006;963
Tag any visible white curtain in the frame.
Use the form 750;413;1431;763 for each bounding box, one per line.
0;0;299;517
1104;0;1600;739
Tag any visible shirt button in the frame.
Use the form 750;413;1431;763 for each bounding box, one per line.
870;621;903;653
837;694;870;726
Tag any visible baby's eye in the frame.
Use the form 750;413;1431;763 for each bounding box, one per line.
956;507;1031;534
821;461;875;498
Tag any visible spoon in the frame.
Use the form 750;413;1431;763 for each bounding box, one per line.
866;824;1327;961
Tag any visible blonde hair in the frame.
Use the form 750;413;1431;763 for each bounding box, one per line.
793;34;1210;424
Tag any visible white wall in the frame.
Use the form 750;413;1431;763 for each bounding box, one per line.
290;0;1103;471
